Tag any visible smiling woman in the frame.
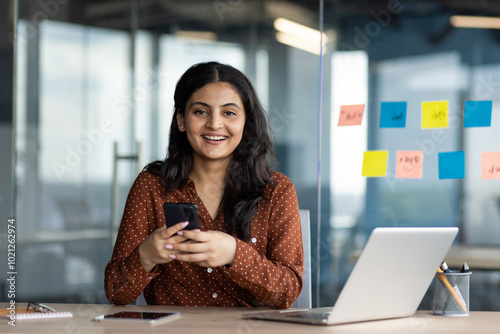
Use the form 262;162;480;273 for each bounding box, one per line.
104;62;304;309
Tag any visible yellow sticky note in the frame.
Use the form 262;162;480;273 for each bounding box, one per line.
362;151;388;177
422;101;448;128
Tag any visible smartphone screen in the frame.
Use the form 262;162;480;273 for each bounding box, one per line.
94;311;181;325
163;203;201;230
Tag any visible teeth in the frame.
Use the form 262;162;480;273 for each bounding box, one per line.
203;135;226;141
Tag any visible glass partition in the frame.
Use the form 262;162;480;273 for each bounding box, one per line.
323;0;500;311
12;0;325;304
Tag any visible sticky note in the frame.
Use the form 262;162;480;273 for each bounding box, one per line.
380;102;407;128
464;100;492;127
338;104;365;126
438;151;465;179
481;152;500;180
396;151;423;179
362;151;388;177
422;101;448;129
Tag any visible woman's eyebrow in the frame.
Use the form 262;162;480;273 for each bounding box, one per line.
190;101;210;108
221;102;241;109
190;101;241;109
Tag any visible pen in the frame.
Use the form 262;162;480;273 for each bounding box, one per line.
440;261;450;273
460;262;470;273
436;267;468;313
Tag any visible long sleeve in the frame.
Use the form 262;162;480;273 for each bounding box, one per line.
104;172;159;305
224;175;304;309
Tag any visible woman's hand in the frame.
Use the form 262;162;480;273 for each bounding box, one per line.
167;230;237;268
139;221;191;272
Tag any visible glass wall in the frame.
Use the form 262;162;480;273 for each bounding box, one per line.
5;0;500;311
11;0;324;304
325;1;500;310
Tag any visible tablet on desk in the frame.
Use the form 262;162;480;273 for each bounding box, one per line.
93;311;180;325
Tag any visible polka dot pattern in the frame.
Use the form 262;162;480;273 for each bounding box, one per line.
104;170;304;309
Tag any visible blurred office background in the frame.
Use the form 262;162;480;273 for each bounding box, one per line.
1;0;500;309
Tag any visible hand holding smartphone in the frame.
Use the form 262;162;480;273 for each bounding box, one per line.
163;203;201;230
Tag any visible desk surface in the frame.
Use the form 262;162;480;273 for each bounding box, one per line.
2;303;500;333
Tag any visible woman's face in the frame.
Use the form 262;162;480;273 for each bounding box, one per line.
178;82;246;165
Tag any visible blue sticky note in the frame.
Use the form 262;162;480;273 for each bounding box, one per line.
380;102;407;128
438;151;465;179
464;100;492;127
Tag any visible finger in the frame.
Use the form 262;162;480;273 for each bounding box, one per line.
172;241;207;253
158;221;189;239
166;234;189;243
176;229;206;241
170;252;207;263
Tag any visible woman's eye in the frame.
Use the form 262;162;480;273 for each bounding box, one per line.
193;109;207;115
224;111;236;116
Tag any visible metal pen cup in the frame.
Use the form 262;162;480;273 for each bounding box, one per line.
432;271;471;316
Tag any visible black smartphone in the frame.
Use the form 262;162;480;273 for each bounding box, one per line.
163;203;201;230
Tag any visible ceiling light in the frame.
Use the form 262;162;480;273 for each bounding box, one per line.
274;18;328;54
175;31;217;41
450;15;500;29
275;32;323;55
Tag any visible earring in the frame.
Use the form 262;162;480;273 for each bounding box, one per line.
180;125;185;131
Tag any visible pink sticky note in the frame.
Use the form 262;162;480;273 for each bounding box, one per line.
338;104;365;126
396;151;423;179
481;152;500;180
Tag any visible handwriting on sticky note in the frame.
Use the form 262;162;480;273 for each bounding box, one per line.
338;104;365;126
362;151;388;177
481;152;500;180
392;113;404;121
396;151;423;179
422;101;448;129
431;110;446;120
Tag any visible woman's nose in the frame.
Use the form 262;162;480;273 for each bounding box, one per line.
206;113;223;129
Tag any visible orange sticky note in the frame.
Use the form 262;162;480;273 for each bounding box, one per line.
362;151;388;177
396;151;423;179
481;152;500;180
422;101;448;128
338;104;365;126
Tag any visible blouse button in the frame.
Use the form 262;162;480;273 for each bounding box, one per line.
251;237;257;243
212;293;218;298
207;267;213;273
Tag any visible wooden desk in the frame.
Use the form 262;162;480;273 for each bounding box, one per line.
2;303;500;333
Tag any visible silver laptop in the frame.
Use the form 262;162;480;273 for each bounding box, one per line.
243;227;458;325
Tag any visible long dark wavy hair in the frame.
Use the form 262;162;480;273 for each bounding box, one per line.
147;61;275;242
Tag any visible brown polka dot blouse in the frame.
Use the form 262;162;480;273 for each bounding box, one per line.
104;170;304;308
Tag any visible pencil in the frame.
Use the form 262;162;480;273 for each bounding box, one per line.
436;268;467;313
